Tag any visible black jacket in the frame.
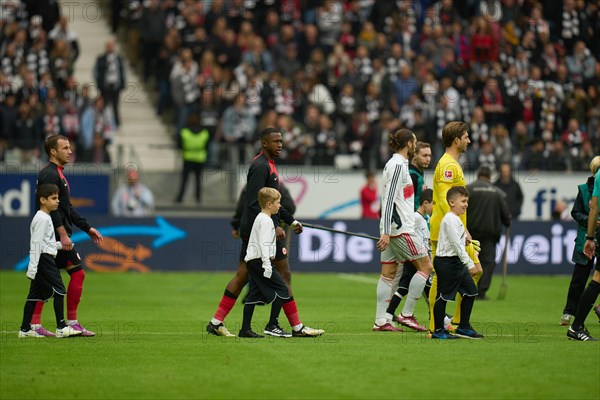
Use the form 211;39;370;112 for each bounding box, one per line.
494;177;524;220
232;183;296;231
37;162;91;238
239;153;295;238
466;179;511;242
94;53;125;92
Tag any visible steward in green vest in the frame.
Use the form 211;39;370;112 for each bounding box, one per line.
572;175;599;265
175;114;210;203
561;161;600;322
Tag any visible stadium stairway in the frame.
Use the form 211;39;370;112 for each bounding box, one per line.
70;0;178;172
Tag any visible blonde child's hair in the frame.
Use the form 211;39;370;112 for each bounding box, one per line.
258;187;281;209
590;156;600;175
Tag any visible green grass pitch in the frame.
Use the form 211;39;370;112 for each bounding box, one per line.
1;271;599;399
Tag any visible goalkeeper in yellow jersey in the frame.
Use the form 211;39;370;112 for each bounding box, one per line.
428;121;483;334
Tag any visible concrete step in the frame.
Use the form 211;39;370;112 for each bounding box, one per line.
68;0;181;173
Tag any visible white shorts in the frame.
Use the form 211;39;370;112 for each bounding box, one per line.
388;232;428;264
380;246;397;265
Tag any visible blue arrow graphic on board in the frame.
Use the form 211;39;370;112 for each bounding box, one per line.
14;216;187;271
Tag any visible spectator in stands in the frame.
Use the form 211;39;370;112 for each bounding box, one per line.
49;39;73;93
360;170;379;220
155;32;179;116
41;102;61;139
109;0;600;172
495;162;524;221
13;101;42;163
0;92;17;160
112;170;155;217
393;65;417;111
347;111;375;169
242;36;273;75
221;93;256;165
139;0;165;82
170;48;199;134
94;39;126;127
48;16;79;62
80;96;115;163
547;140;569;171
278;113;310;165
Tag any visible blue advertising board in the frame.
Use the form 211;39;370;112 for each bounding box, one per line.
0;170;109;216
0;217;584;275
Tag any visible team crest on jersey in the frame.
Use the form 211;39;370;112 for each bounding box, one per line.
282;247;287;255
403;184;414;199
443;169;454;180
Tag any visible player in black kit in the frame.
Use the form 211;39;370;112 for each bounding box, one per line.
206;127;323;337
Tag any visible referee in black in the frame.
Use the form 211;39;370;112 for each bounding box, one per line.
466;166;511;300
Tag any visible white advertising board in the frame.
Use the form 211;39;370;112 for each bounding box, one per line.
237;167;589;221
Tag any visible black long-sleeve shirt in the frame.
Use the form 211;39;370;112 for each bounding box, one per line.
239;153;295;239
37;162;91;238
232;183;296;231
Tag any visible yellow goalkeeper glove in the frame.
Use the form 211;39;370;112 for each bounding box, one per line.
471;239;481;253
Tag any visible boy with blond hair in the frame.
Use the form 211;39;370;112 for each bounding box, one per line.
241;187;324;338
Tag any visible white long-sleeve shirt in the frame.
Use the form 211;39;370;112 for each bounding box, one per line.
380;153;415;236
414;211;431;255
436;212;475;269
244;212;276;275
27;210;62;279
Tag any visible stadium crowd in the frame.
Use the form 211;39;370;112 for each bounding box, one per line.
0;0;122;164
1;0;599;171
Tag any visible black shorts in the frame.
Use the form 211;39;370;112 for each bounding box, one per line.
245;258;291;305
239;239;287;262
55;248;82;269
434;256;478;301
27;254;66;301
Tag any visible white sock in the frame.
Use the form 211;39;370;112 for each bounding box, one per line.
444;316;452;327
66;319;77;326
375;275;393;326
292;324;303;332
210;318;222;325
401;272;428;317
31;324;41;329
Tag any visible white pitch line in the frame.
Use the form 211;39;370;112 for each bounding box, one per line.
337;273;379;284
0;330;562;338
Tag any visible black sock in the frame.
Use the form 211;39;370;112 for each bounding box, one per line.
20;301;36;332
224;289;238;299
458;295;475;329
241;303;255;332
268;299;283;327
572;280;600;330
54;295;66;329
386;292;404;316
433;298;447;331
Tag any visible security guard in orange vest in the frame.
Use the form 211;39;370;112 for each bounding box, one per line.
175;113;210;203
